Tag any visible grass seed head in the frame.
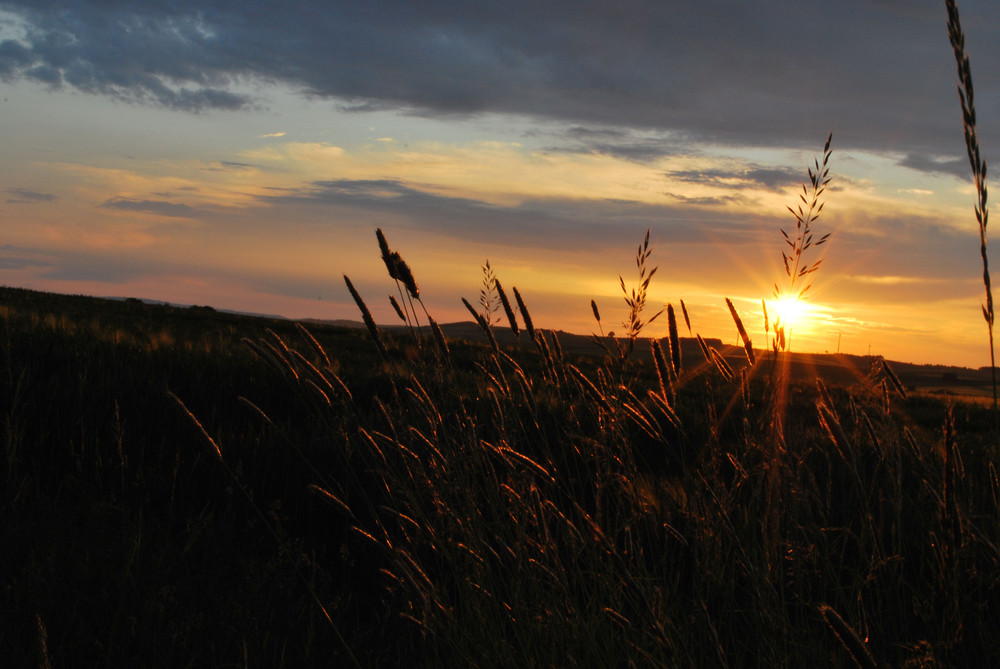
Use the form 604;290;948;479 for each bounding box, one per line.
513;286;536;342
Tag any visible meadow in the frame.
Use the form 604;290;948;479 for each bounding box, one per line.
1;241;998;668
4;2;1000;666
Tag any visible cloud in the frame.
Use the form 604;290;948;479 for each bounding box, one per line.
897;153;970;179
0;37;32;76
201;160;259;172
552;126;682;163
666;166;801;192
826;212;982;289
0;243;51;270
1;1;996;151
256;178;570;245
99;197;198;218
255;176;768;251
6;187;56;203
2;4;251;112
848;274;945;285
663;192;746;207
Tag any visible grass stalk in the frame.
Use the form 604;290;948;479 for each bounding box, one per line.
344;275;389;361
946;0;998;429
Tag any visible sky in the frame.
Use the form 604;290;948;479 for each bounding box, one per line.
1;0;999;368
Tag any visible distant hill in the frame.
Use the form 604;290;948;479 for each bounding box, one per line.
6;285;995;399
301;316;996;398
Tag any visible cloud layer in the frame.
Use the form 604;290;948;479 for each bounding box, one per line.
2;0;997;156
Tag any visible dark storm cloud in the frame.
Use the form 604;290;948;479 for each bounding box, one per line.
99;197;198;218
0;38;32;75
1;3;251;111
1;1;997;152
6;187;57;203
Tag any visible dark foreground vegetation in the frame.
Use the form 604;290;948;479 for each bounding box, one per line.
1;283;998;668
4;5;999;665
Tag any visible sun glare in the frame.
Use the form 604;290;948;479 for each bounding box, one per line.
772;294;808;332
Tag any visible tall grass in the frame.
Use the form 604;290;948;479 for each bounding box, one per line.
3;219;998;665
946;0;997;427
771;133;833;352
222;200;999;664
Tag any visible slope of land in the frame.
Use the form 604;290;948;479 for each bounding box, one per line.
2;285;998;667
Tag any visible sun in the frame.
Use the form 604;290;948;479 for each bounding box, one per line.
772;294;808;332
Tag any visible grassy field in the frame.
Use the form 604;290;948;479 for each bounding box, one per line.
5;9;1000;662
1;282;998;667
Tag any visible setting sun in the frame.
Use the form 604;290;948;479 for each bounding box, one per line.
772;294;810;333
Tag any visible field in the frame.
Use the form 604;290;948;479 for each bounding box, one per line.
1;282;998;667
7;1;1000;667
